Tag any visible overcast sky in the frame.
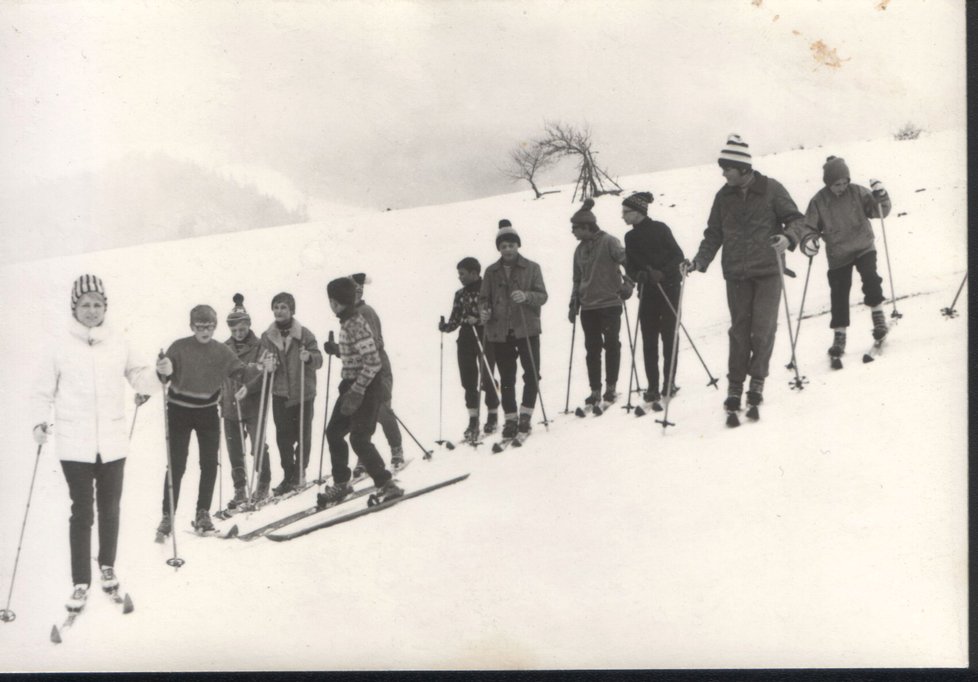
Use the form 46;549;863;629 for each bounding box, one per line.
0;0;966;213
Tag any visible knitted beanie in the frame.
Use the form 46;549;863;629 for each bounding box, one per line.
496;222;521;249
822;156;850;185
350;273;369;286
71;274;106;312
570;198;598;228
226;293;250;325
327;277;357;306
622;191;653;215
718;134;752;169
271;292;296;313
190;304;217;325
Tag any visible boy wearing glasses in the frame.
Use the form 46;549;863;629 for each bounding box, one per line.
155;305;267;535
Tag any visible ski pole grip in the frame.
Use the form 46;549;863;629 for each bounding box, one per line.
328;331;334;342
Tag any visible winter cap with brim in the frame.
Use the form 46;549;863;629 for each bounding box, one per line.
718;133;752;169
271;292;295;313
622;191;653;215
71;274;106;312
822;156;850;185
190;304;218;325
227;293;250;325
327;277;357;306
570;198;598;228
349;273;371;286
496;223;521;249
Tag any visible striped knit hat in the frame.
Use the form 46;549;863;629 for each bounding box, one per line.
622;191;653;215
226;293;250;325
71;274;106;312
718;134;752;169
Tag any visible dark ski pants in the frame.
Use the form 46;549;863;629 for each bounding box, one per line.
161;402;220;515
638;282;679;395
377;374;403;450
326;378;392;488
457;326;499;410
827;250;885;328
61;456;125;587
725;275;781;386
223;415;270;490
272;396;315;484
580;305;622;391
492;332;541;415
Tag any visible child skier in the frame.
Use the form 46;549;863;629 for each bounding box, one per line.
155;305;266;535
318;277;402;507
802;156;893;360
439;257;500;441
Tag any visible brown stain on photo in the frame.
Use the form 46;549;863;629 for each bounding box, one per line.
810;40;850;69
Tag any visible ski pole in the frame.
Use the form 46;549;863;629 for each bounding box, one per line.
518;305;550;429
216;404;223;512
629;288;643;395
318;332;334;484
392;412;434;460
942;272;968;318
159;351;184;569
129;395;149;440
621;299;643;411
235;400;252;500
877;202;902;320
249;365;272;499
654;281;719;389
434;317;448;448
472;329;501;402
0;442;44;623
656;267;687;431
786;255;814;370
563;317;576;414
774;251;807;390
298;351;306;487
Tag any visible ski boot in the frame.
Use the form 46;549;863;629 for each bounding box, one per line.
634;390;662;417
513;413;532;445
66;584;89;612
368;479;404;507
192;509;215;534
227;486;249;510
272;479;294;497
317;480;353;509
745;391;762;421
391;446;406;469
352;461;366;480
154;514;172;542
483;412;498;435
501;418;518;440
252;481;270;505
724;395;741;428
871;309;888;341
463;417;480;445
602;387;618;403
828;330;846;369
99;566;119;594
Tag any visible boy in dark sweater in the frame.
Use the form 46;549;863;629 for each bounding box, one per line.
439;257;499;441
155;305;266;534
621;191;686;408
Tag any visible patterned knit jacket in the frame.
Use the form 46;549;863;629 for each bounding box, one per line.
337;308;383;395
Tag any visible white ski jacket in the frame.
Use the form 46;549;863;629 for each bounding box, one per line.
32;320;159;463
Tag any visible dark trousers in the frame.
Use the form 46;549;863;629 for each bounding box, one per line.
162;402;220;515
638;282;679;394
458;327;499;410
61;456;125;586
580;306;622;391
272;397;315;484
223;415;270;490
827;250;885;328
725;275;781;385
493;332;541;415
377;374;402;449
326;378;392;488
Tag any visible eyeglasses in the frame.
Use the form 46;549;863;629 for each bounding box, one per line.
193;323;216;331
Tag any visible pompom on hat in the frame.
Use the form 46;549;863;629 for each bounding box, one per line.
495;219;521;249
622;192;653;215
822;156;850;185
570;198;598;227
226;293;250;325
327;277;357;306
718;133;752;169
71;274;106;312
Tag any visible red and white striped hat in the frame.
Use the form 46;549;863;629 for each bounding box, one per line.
718;134;752;168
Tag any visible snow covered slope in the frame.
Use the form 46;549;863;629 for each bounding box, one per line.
0;129;967;671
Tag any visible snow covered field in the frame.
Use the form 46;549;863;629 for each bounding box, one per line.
0;129;967;671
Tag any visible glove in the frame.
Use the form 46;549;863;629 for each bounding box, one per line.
619;278;635;301
33;423;50;445
156;356;173;377
634;270;649;285
869;178;887;198
800;235;820;258
568;300;579;324
323;339;340;356
683;258;703;274
510;290;527;304
438;319;448;332
463;316;479;326
769;235;790;254
299;349;311;363
260;352;278;372
134;393;151;407
647;267;665;284
234;385;248;401
479;308;491;325
339;390;364;416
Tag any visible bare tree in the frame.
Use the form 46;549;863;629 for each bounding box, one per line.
505;141;560;199
538;121;622;202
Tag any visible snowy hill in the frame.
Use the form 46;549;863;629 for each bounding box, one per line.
0;129;967;671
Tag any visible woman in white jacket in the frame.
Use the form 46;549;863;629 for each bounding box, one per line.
32;275;158;612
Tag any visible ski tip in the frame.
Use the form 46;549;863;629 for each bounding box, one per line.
574;407;586;417
862;354;874;363
50;625;62;644
634;407;645;417
122;593;134;614
226;524;239;539
445;442;455;450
